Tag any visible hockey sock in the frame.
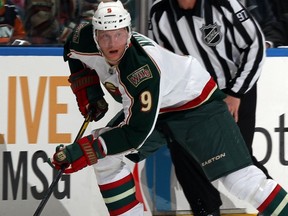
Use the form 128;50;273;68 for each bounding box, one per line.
99;173;139;216
257;184;288;215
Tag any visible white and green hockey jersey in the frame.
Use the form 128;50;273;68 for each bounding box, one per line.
64;23;225;155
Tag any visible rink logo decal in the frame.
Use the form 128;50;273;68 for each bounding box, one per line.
127;65;153;87
2;151;70;200
201;153;226;167
200;22;222;46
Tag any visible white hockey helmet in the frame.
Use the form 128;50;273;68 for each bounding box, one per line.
92;0;131;31
92;1;132;53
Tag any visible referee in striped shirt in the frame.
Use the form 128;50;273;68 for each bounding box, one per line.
150;0;271;215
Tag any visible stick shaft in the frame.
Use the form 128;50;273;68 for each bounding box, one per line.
33;115;91;216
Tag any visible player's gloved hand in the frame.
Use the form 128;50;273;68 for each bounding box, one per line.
87;98;108;122
69;68;108;122
48;135;106;174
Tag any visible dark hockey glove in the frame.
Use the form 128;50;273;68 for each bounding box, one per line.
69;68;108;121
87;98;108;122
48;135;106;174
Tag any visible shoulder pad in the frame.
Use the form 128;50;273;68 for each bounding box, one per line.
64;23;99;61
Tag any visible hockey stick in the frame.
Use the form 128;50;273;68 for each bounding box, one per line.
33;114;91;216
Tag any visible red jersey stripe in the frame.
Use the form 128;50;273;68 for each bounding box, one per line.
99;173;134;191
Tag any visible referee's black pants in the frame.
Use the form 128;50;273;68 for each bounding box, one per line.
237;84;271;179
168;84;271;216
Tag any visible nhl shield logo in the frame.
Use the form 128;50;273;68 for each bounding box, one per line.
200;23;222;46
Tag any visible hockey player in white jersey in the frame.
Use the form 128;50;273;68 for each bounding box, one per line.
48;1;288;215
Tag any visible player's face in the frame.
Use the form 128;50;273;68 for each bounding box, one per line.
97;28;129;65
177;0;196;9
